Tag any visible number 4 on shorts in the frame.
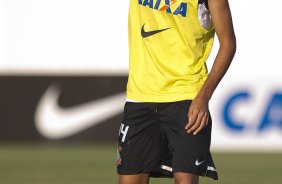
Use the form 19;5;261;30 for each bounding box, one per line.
119;123;129;142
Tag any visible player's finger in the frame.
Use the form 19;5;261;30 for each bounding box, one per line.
185;110;197;130
187;112;203;133
185;108;194;129
193;113;208;135
205;113;210;126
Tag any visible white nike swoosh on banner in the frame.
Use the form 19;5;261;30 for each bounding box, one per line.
35;85;126;140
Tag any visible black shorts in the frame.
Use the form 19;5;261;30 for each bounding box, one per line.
116;100;218;180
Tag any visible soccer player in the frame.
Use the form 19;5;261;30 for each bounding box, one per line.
117;0;236;183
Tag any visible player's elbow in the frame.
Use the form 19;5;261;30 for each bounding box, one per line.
229;35;237;56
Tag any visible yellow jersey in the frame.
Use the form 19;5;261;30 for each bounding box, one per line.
126;0;215;102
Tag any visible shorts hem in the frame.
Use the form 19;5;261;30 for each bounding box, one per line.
117;171;172;178
118;171;149;175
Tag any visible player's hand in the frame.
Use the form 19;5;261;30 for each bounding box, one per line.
185;97;209;135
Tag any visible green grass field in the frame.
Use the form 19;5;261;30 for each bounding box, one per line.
0;144;281;184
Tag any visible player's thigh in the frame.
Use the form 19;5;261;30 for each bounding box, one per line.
118;174;149;184
158;100;217;179
117;102;162;175
174;172;199;184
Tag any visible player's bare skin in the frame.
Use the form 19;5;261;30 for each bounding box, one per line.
185;0;236;136
118;174;149;184
119;0;236;184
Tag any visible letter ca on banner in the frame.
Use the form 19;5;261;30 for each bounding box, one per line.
221;89;282;132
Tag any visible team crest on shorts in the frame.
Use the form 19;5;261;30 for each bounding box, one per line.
116;146;123;166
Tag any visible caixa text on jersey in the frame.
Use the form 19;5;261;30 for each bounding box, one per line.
139;0;187;17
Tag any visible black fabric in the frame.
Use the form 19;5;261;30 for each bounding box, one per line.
116;100;218;180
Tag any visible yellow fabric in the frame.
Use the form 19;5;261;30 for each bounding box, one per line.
127;0;215;102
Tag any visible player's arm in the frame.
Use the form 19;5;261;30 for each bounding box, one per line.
185;0;236;135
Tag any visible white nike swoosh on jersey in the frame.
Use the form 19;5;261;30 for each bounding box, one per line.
35;84;126;140
195;159;205;166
